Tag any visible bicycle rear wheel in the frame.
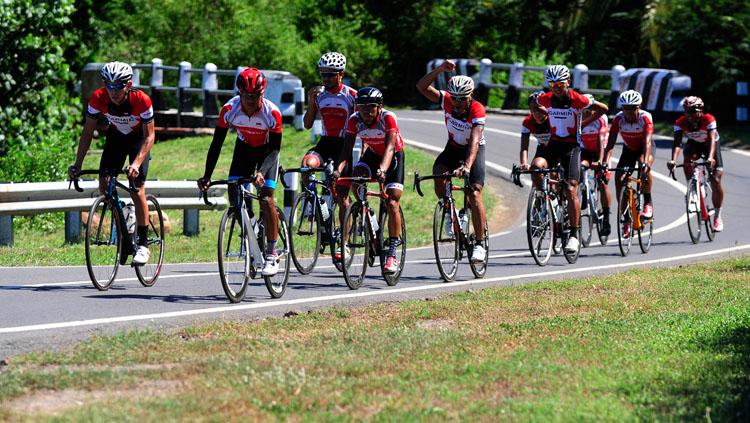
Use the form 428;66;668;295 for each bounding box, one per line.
617;189;634;256
703;182;716;241
527;189;554;266
341;202;369;289
469;211;489;278
264;207;290;298
433;200;459;281
135;195;164;287
685;181;702;243
327;201;345;272
379;204;406;286
85;196;121;291
579;187;593;247
218;207;250;303
561;198;580;264
289;192;321;275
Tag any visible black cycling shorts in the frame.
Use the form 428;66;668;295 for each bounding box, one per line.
617;145;642;171
228;140;279;190
355;149;405;191
580;148;600;164
545;142;580;181
433;142;486;187
684;140;723;169
99;129;149;188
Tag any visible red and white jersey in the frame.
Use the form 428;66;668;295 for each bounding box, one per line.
674;113;718;143
581;115;608;152
537;90;592;143
86;88;154;136
440;91;486;146
611;110;653;151
345;109;404;156
521;114;552;146
217;96;283;147
316;84;357;138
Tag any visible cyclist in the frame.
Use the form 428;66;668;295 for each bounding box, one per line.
668;96;725;232
335;87;405;274
605;90;654;238
68;61;155;265
415;59;488;263
580;94;612;236
197;68;284;276
536;64;609;252
301;52;357;247
519;91;551;189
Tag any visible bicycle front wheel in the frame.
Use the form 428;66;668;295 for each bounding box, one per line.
135;194;165;287
264;208;290;298
288;192;321;275
433;200;459;281
85;196;121;290
617;189;634;256
341;202;369;290
703;182;716;241
579;187;593;247
638;211;653;254
379;204;406;286
527;189;554;266
561;197;580;264
218;207;250;303
469;211;489;279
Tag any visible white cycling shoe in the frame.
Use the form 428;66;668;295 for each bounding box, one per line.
471;244;487;263
564;237;580;253
132;246;151;265
262;254;280;276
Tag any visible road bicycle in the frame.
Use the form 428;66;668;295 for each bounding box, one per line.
280;160;343;274
71;169;164;290
202;178;290;302
413;170;488;281
670;159;715;243
336;176;406;289
512;164;581;266
609;164;652;256
578;165;609;247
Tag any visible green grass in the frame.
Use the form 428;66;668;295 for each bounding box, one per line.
654;121;749;148
1;257;749;420
0;128;496;266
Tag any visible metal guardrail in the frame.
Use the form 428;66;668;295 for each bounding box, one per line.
0;181;227;246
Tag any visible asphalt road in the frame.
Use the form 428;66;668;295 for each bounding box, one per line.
1;110;748;358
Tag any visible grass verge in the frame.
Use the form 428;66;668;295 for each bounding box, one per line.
1;257;749;420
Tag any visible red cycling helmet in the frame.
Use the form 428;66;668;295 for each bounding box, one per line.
236;68;267;93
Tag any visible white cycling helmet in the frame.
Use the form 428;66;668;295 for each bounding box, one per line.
544;64;570;84
618;90;643;107
682;96;704;111
100;61;133;83
447;75;474;96
318;52;346;71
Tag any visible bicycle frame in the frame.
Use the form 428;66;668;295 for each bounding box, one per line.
414;171;472;246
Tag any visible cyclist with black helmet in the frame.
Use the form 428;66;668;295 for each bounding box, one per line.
197;68;284;276
336;87;406;274
416;59;488;264
69;61;156;265
668;96;725;232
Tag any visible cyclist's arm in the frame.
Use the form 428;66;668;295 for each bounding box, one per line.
416;60;453;103
589;100;608;120
303;88;319;130
642;128;653;164
73;115;99;169
378;132;397;174
520;133;530;167
259;132;282;177
337;133;356;175
202;126;229;180
132;119;156;170
671;131;683;163
464;125;483;171
597;131;606;164
707;129;718;162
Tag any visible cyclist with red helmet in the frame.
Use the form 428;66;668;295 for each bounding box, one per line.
198;68;284;276
336;87;405;274
668;96;725;231
69;61;156;265
416;59;488;263
580;93;612;236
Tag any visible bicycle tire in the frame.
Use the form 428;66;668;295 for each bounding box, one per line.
703;182;716;241
341;202;369;290
85;196;121;291
217;207;250;303
264;207;290;298
579;187;593;247
617;189;634;256
526;189;554;266
135;194;164;287
288;192;321;275
327;201;345;272
379;204;406;286
685;181;702;244
561;197;580;264
433;200;459;281
469;212;489;278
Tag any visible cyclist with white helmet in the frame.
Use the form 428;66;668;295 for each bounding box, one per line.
69;61;156;265
519;91;551;187
580;93;612;236
605;89;654;238
668;96;725;231
197;68;284;276
416;59;488;264
536;64;609;253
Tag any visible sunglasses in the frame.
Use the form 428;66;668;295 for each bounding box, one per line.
241;92;261;101
319;72;340;78
453;95;471;102
622;105;638;111
105;82;127;90
548;81;567;88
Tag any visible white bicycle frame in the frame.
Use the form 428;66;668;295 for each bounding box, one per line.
238;184;266;273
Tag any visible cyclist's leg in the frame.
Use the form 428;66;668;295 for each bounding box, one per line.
682;142;699;181
467;144;486;242
616;147;639;205
564;144;581;233
709;142;724;210
259;153;281;247
127;137;151;246
384;150;405;240
641;152;655;214
432;142;458;198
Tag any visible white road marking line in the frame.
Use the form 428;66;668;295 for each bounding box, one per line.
2;244;747;334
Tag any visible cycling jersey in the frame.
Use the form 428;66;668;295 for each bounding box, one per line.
521;114;552;146
217;96;283;147
674;113;718;143
87;88;154;136
536;90;592;143
580;115;608;152
345;110;404;156
439;91;486;146
610;110;653;151
316;84;357;138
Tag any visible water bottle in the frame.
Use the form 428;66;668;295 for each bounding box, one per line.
368;209;379;233
459;209;469;234
123;203;136;234
319;196;330;221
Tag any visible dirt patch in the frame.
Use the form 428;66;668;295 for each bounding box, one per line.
416;319;454;331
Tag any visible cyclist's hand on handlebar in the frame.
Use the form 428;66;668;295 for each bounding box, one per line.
707;157;716;169
126;164;140;179
67;165;79;180
375;167;386;182
197;176;210;192
331;170;341;180
641;163;651;175
666;160;676;171
253;171;265;188
520;163;530;171
452;166;467;178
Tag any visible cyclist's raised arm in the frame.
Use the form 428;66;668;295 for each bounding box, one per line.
303;86;321;130
589;99;609;120
416;59;454;103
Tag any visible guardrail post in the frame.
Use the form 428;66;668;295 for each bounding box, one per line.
177;61;193;127
737;81;748;123
502;62;524;110
184;209;199;236
64;211;81;243
475;58;492;105
294;86;304;131
131;64;140;87
573;64;589;92
609;65;626;112
150;58;168;111
0;215;12;246
202;63;218;125
283;171;298;222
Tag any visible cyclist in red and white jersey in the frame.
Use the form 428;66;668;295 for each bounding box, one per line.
336;87;405;274
519;91;551;187
416;59;488;263
197;68;284;276
668;96;725;231
536;65;609;253
606;90;654;237
302;52;357;237
580;94;612;236
69;61;156;265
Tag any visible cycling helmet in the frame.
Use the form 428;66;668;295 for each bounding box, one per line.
544;64;570;84
236;68;267;93
355;86;384;105
682;96;704;111
618;90;643;107
447;75;474;96
318;52;346;71
100;61;133;83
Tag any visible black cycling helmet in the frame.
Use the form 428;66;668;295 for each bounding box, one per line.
356;86;383;105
